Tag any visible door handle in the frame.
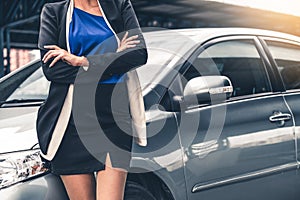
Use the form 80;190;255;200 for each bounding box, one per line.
269;111;291;126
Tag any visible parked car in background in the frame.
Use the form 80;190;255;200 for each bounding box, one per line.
1;28;300;200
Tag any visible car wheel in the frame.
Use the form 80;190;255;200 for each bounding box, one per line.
124;181;157;200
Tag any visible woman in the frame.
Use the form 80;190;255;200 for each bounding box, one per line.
37;0;148;199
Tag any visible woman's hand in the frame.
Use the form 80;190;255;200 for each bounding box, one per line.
116;31;140;53
42;45;88;67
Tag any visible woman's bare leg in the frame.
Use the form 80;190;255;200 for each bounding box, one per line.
96;154;128;200
60;173;96;200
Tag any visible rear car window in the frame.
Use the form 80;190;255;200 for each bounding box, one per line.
265;40;300;90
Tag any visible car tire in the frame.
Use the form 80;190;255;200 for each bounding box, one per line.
124;181;157;200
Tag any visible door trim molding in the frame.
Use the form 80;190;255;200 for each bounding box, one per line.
192;162;297;193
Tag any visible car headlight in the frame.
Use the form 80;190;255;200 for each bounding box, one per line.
0;150;48;189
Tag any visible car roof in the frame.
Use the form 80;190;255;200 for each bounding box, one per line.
143;27;300;45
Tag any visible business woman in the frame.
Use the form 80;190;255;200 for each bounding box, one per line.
37;0;148;199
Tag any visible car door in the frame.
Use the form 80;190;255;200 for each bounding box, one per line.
173;36;297;200
261;37;300;171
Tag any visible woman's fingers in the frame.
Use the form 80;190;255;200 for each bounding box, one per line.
43;49;67;65
49;54;63;67
42;45;62;62
122;39;140;50
42;45;79;67
43;50;60;63
121;32;138;43
43;50;57;62
43;51;56;63
124;35;138;43
125;44;137;48
117;33;140;52
44;45;61;50
121;31;129;42
126;40;140;45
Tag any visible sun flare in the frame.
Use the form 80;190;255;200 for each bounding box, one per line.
206;0;300;17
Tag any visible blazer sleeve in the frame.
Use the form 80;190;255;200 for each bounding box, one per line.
38;4;79;83
86;0;148;76
38;4;84;84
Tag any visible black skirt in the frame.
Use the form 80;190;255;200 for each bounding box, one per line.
49;82;133;175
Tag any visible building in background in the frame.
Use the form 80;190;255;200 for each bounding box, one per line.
6;49;39;72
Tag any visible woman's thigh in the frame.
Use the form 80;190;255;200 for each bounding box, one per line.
60;173;96;200
96;154;127;200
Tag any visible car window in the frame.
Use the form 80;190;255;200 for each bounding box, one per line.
7;67;50;100
184;39;271;97
265;41;300;90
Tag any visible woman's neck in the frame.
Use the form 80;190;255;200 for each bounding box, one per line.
74;0;102;16
74;0;99;9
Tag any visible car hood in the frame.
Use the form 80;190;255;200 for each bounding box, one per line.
0;106;39;154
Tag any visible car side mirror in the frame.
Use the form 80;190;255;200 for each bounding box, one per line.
182;76;233;108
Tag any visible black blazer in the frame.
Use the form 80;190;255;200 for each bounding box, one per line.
37;0;148;155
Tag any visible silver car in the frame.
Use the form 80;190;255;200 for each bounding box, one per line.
1;28;300;200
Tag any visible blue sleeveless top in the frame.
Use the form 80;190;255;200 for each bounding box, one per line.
69;7;124;83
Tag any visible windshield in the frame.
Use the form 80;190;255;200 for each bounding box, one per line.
7;67;50;101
